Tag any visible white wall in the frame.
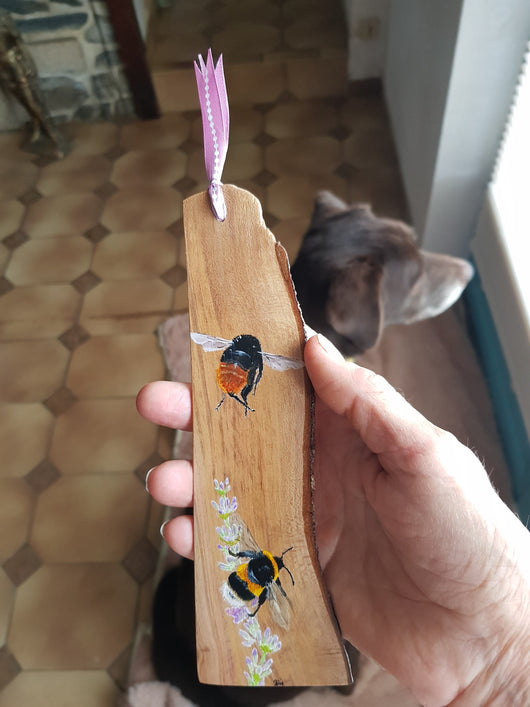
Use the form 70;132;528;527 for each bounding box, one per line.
343;0;389;80
384;0;530;256
384;0;463;245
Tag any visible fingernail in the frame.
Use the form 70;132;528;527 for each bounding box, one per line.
160;520;170;539
317;333;344;362
145;466;156;493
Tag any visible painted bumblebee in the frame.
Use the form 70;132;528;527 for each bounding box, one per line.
190;332;304;415
228;515;294;629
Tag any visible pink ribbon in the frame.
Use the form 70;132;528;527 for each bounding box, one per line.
194;50;230;221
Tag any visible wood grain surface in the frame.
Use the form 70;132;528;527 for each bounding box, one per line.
184;185;351;687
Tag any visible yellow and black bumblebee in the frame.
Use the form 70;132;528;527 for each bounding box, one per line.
227;516;294;629
190;332;304;415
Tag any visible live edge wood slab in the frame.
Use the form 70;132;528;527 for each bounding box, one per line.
184;185;352;687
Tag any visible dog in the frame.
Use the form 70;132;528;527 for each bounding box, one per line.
290;191;474;358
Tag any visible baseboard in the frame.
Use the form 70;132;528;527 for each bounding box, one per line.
464;267;530;523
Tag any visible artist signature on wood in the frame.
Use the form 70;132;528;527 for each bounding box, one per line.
212;478;294;685
191;333;304;414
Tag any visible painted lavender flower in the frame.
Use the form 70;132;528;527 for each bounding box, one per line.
212;477;282;686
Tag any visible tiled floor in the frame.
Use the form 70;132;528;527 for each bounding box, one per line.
0;1;408;704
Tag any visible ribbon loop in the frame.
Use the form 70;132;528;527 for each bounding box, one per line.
194;49;230;221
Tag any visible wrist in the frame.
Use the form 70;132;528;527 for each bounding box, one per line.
450;622;530;706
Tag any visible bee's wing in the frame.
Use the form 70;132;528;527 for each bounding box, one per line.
267;581;292;630
260;351;305;371
190;332;232;352
231;513;261;553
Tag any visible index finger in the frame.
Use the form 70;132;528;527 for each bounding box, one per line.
136;381;192;431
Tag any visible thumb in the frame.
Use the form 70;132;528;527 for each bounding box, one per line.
304;334;444;468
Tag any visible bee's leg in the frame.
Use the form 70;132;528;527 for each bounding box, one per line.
228;549;257;559
215;393;226;411
239;382;256;415
275;578;288;598
253;362;263;395
247;588;268;617
229;393;254;415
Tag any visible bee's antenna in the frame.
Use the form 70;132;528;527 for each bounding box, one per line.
280;547;294;585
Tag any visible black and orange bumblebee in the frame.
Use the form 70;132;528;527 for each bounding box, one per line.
190;332;304;415
227;517;295;629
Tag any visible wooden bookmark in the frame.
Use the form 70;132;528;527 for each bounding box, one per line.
184;52;352;688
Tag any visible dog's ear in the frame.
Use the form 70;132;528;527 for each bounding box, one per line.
310;191;349;227
326;256;384;353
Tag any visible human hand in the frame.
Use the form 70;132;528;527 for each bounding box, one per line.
137;335;530;706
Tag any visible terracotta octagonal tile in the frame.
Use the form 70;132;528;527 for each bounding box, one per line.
212;21;281;61
81;279;173;322
36;155;111;197
65;121;119;156
0;284;80;327
214;0;280;25
5;236;93;286
148;29;207;68
92;230;178;280
0;480;34;562
32;474;148;563
9;564;137;669
188;142;263;183
104;145;126;161
0;339;69;403
50;398;157;474
119;113;191;152
0;131;34;161
0;403;54;479
192;104;263;144
267;174;347;219
224;61;285;106
273;217;310;262
265;135;341;177
22;193;102;239
286;57;348;100
0;158;38;200
111;149;187;188
173;175;197;196
340;95;389;133
0;670;118;707
284;16;347;51
67;334;165;398
101;187;182;232
0;200;25;239
344;127;399;170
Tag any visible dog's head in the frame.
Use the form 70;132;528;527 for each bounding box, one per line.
290;191;474;357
